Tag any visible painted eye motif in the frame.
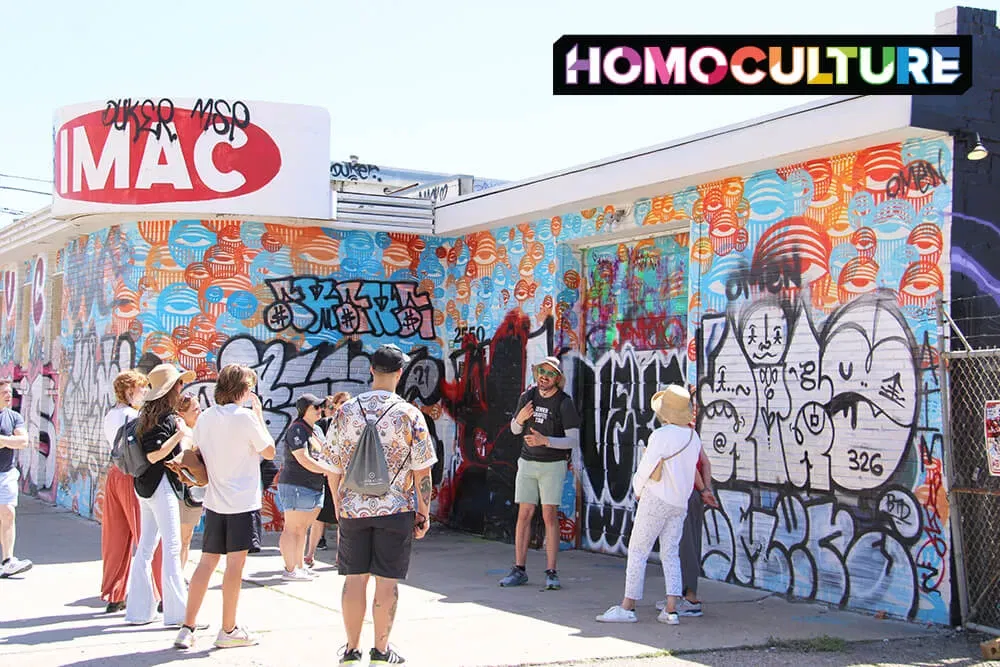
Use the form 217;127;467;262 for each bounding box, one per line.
899;264;943;300
851;227;877;256
907;223;942;258
710;219;735;238
837;258;879;297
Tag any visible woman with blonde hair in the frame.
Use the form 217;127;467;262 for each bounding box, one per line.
596;384;702;625
125;364;195;627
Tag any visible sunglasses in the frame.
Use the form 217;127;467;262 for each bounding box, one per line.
537;368;560;379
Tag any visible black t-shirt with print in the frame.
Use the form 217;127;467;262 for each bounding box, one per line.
0;409;25;473
514;386;581;463
134;413;184;500
279;419;326;492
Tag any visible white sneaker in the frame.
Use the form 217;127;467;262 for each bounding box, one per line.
676;599;703;616
595;605;638;623
656;598;703;616
174;626;194;649
214;625;259;648
300;567;317;578
657;610;680;625
0;556;32;578
282;568;311;581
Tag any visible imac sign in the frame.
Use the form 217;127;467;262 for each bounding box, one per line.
52;98;331;219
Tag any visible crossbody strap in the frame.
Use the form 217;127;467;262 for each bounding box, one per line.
659;428;695;465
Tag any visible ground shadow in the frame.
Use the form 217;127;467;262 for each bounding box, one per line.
56;646;214;667
2;622;178;647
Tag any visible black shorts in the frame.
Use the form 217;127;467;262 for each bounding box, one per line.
337;512;414;580
316;479;338;524
202;509;255;554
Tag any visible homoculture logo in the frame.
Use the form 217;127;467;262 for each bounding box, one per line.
553;35;972;95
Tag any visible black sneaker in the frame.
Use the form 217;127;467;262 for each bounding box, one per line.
317;536;328;550
105;601;126;613
338;646;363;665
370;645;406;664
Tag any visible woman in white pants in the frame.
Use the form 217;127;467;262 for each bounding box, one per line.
125;364;195;627
596;384;702;625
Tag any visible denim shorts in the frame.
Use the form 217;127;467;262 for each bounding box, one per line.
278;483;324;512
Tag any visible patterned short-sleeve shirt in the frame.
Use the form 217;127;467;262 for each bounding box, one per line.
331;390;437;518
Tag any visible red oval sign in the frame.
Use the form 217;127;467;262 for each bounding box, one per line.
54;102;282;205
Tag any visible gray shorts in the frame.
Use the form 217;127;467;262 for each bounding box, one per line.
0;468;19;506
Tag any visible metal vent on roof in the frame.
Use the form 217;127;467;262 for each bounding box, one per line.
334;192;434;234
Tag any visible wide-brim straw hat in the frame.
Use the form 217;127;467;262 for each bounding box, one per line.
145;364;195;402
533;356;566;389
651;384;693;426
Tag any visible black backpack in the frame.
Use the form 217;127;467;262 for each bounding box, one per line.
110;417;150;478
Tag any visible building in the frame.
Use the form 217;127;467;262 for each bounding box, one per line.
2;5;997;629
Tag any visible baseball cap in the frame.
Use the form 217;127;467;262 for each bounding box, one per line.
295;393;326;416
370;344;411;373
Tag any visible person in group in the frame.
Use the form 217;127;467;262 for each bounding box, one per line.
0;378;31;578
277;393;341;580
499;356;581;591
169;392;206;572
656;447;716;618
249;457;279;555
306;391;350;563
100;370;163;612
329;344;436;666
125;364;194;627
596;384;702;625
174;364;276;650
657;384;717;618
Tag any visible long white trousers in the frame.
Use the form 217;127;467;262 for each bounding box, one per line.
124;475;187;625
624;492;687;601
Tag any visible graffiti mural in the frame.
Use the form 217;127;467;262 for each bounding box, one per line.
263;276;435;340
8;133;952;624
583;235;687;355
576;345;685;553
436;311;561;543
14;364;59;502
685;138;951;624
59;328;136;517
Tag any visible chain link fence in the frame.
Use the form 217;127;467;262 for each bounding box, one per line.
945;349;1000;631
941;293;1000;633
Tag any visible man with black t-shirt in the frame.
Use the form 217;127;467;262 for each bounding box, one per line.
0;378;31;579
499;356;580;591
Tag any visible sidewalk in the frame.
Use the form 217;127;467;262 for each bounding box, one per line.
0;496;944;666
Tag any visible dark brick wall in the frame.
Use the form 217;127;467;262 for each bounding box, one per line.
911;6;1000;348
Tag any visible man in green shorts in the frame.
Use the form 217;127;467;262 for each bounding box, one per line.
499;356;581;591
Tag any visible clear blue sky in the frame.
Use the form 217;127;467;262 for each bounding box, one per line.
1;0;996;223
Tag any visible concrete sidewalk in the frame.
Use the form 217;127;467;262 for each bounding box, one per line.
0;496;943;666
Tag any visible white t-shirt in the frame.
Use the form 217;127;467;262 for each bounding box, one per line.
194;403;275;514
632;424;702;508
103;405;138;449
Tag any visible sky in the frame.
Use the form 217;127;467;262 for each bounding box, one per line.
1;0;997;225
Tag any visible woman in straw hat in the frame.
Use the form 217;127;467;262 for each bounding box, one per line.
124;364;195;627
596;384;702;625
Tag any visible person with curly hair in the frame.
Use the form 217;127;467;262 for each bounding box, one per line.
101;370;163;613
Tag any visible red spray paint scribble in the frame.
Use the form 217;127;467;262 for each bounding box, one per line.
915;435;948;593
439;310;531;523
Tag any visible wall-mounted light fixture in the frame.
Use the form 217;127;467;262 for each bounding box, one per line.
968;132;989;161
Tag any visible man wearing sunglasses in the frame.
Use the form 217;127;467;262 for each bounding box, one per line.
500;356;580;591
